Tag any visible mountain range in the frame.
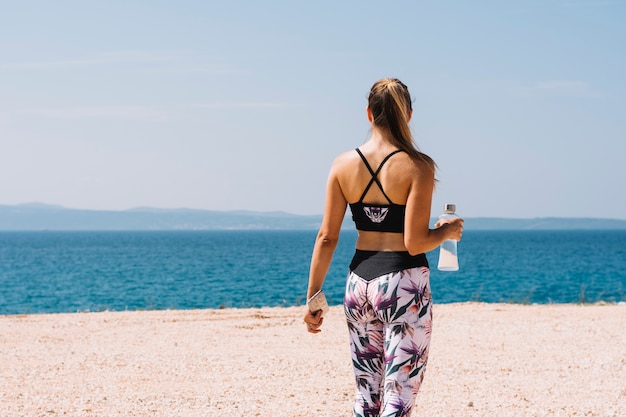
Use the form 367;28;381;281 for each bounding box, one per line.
1;203;625;231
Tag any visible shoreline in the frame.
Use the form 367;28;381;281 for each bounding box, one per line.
2;299;625;318
1;303;625;416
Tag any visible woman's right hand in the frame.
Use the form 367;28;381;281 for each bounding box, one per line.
303;308;324;334
436;217;464;242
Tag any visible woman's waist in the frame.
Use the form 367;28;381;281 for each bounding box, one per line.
349;249;429;281
355;231;407;252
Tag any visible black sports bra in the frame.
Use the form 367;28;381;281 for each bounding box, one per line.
349;148;406;233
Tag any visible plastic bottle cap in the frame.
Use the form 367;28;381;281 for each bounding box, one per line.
444;203;456;213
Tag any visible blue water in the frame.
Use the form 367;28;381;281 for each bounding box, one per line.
0;230;624;314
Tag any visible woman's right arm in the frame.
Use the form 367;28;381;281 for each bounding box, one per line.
403;160;463;255
303;157;347;333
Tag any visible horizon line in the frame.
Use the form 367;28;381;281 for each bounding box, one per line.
1;202;625;221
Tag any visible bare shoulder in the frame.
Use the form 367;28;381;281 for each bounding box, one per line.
329;149;359;172
398;152;436;174
335;149;359;163
396;151;436;178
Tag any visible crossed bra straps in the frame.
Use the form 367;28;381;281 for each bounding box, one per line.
349;148;406;233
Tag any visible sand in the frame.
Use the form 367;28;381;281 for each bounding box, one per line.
1;303;625;417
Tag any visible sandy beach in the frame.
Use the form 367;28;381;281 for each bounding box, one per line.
1;303;624;417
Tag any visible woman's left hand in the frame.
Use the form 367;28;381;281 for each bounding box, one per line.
435;217;464;242
303;309;324;334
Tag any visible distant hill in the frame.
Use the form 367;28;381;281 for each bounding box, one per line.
0;204;322;231
1;204;625;231
465;217;626;230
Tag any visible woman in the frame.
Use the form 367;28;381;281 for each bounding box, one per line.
303;78;464;417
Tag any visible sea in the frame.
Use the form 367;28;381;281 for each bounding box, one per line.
0;230;625;315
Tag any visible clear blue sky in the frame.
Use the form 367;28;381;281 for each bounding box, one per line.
1;1;625;219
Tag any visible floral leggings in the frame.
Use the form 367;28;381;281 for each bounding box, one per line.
344;266;432;417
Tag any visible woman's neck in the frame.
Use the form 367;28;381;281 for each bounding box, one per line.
367;128;397;151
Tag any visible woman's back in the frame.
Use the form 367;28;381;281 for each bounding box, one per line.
335;141;423;252
337;144;415;206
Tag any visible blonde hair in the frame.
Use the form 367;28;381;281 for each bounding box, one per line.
368;78;436;171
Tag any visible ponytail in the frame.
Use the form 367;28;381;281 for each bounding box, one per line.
368;78;436;172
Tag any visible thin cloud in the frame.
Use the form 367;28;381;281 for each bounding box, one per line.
0;50;224;72
505;79;605;99
501;0;619;15
0;51;152;70
560;0;620;8
1;102;293;123
535;80;605;98
21;106;172;122
190;102;295;109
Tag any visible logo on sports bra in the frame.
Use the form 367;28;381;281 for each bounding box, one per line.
363;206;389;223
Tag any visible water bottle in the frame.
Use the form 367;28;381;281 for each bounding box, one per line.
437;203;459;271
